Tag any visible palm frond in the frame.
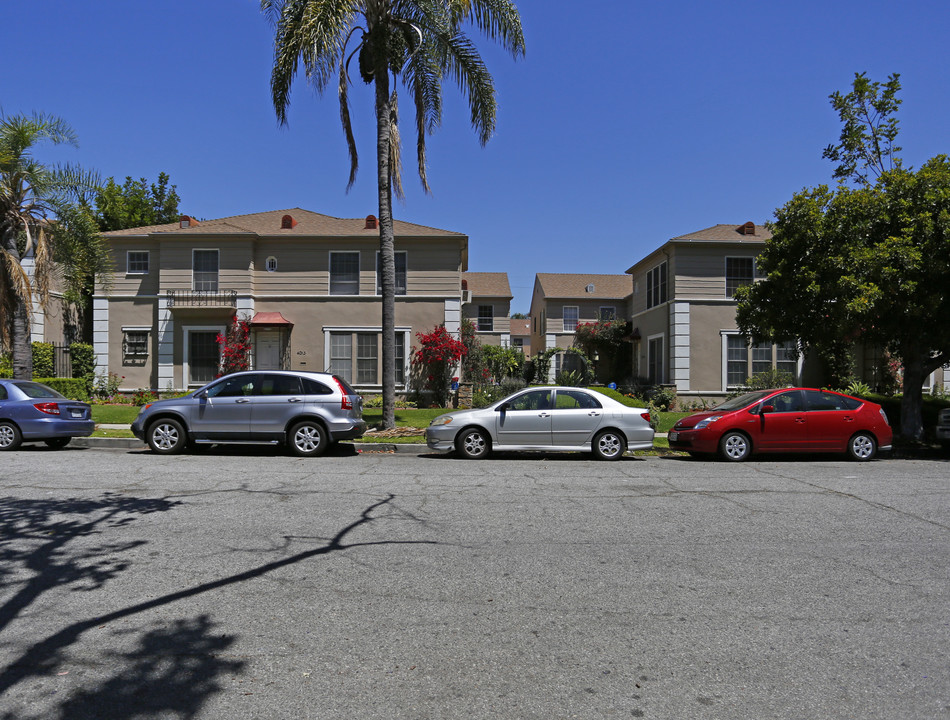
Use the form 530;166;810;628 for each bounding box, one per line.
457;0;525;57
338;51;360;190
389;91;405;201
438;30;497;145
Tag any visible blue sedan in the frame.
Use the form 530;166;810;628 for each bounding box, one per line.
0;379;95;450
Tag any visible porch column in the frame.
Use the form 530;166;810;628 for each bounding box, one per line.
92;297;109;376
670;302;690;391
157;296;175;390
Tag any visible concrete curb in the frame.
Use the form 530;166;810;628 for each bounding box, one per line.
70;436;429;453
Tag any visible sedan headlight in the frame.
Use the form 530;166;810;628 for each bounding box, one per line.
694;415;722;430
429;415;454;427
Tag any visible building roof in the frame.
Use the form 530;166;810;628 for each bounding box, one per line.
625;222;771;274
463;272;512;299
510;318;530;336
101;208;465;238
535;273;632;300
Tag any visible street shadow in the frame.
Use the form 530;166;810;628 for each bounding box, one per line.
418;451;646;462
0;493;431;718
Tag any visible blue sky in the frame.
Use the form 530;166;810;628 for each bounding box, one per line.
3;0;948;312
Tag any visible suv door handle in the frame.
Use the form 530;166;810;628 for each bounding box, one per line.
236;398;250;403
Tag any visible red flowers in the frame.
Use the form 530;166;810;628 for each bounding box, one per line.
216;315;252;376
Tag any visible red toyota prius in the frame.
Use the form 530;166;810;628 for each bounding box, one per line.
668;388;892;461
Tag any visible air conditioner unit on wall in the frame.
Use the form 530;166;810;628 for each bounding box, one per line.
461;290;472;304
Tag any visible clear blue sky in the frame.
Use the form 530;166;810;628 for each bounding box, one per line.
3;0;948;313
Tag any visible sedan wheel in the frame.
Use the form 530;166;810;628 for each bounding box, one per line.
592;430;626;460
847;432;876;461
719;431;751;462
456;427;490;459
148;419;186;455
290;421;328;457
0;421;22;451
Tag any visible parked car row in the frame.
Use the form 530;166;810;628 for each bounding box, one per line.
1;373;902;462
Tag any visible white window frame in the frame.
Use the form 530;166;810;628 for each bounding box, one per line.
376;251;407;295
183;324;226;387
323;327;411;387
192;249;219;292
599;306;616;322
477;305;494;332
122;329;150;357
329;251;360;296
265;256;277;272
646;262;667;309
725;256;756;298
562;306;579;332
127;250;149;275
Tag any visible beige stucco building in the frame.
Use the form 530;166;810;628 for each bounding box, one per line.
93;208;474;393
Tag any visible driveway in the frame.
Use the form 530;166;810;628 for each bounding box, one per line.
0;448;947;719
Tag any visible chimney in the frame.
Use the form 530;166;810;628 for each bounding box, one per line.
364;214;379;230
281;214;297;229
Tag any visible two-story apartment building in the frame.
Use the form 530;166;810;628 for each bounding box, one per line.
529;273;632;378
461;272;512;346
93;208;471;393
626;222;811;399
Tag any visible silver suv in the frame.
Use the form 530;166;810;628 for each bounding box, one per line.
131;371;366;456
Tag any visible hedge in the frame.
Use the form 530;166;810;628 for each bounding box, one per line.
32;377;90;401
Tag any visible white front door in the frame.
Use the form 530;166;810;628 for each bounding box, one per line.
255;331;281;370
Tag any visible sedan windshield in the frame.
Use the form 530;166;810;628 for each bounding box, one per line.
712;390;773;412
11;381;65;399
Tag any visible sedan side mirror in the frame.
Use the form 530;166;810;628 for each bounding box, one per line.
496;402;509;412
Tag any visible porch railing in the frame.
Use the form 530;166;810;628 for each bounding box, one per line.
166;289;237;308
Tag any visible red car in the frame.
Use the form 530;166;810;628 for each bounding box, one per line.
668;388;892;461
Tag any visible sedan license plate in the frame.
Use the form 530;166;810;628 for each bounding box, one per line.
669;431;678;441
70;409;83;418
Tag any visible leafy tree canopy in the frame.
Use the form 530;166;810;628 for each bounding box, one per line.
94;172;180;231
737;72;950;441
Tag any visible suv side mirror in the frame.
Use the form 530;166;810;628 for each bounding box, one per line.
195;390;208;400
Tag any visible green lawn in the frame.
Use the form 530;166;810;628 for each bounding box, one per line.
91;405;141;424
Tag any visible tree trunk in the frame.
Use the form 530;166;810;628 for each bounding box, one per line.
899;351;925;442
1;232;33;380
375;61;396;429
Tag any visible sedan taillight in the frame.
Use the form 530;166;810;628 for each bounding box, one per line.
34;402;60;415
640;412;651;424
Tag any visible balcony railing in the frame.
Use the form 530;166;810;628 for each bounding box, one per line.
166;289;237;308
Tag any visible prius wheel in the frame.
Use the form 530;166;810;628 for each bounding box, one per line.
290;420;328;457
0;421;22;451
456;427;490;459
719;431;751;462
44;438;70;449
847;432;876;461
592;430;626;460
148;419;186;455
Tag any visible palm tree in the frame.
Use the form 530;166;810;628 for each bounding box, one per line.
262;0;525;428
0;112;97;379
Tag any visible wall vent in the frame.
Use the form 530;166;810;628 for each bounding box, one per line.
281;214;297;229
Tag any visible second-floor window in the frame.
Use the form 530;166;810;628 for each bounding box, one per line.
599;306;616;322
647;262;667;308
193;250;219;292
726;257;755;297
127;251;149;274
330;252;360;295
563;306;579;332
478;305;494;332
376;251;407;295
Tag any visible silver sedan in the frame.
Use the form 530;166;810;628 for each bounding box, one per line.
425;386;654;460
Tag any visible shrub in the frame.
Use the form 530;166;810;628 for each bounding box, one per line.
32;342;55;378
411;325;467;407
132;388;159;405
93;371;124;399
217;315;252;375
745;368;795;390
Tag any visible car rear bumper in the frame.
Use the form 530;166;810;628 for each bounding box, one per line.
330;420;368;441
20;417;95;440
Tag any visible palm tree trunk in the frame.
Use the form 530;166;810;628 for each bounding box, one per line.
1;231;33;380
375;61;396;430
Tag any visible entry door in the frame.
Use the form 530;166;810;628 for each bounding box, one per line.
256;331;281;370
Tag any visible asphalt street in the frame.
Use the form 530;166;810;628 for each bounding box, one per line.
0;446;947;719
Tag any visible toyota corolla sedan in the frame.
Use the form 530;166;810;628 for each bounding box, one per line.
131;371;366;456
668;387;892;461
426;386;654;460
0;379;95;450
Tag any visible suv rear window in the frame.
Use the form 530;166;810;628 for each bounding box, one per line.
332;375;358;397
302;377;333;395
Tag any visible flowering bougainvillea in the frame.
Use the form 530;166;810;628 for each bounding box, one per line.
411;325;466;407
216;315;252;376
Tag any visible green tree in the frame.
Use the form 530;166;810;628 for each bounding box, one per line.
94;172;180;231
261;0;525;428
0;112;98;379
737;74;950;441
